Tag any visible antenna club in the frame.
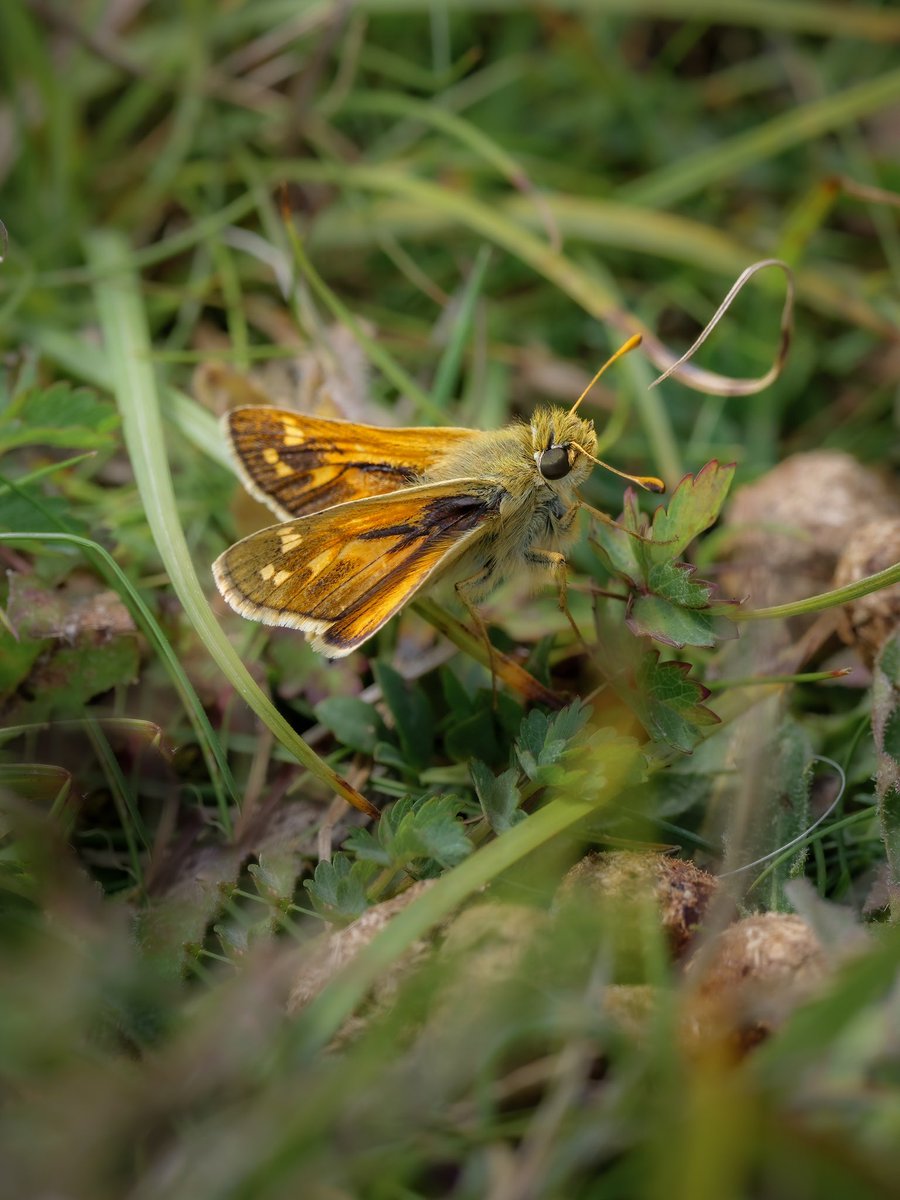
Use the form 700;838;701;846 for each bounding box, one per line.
570;332;644;415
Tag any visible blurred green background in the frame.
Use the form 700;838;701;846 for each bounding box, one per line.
1;3;899;1198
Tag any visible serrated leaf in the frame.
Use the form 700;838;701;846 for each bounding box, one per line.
626;594;719;648
471;760;524;833
640;460;736;565
634;653;720;754
303;854;379;923
248;851;301;907
342;825;393;866
514;700;591;781
346;794;472;875
645;560;713;608
590;463;736;654
389;795;472;869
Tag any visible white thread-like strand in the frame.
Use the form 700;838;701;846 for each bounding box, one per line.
718;754;847;879
648;257;794;395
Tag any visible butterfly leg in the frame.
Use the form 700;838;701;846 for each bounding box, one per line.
455;567;499;704
525;547;587;649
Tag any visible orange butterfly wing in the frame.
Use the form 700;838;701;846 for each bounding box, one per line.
225;407;475;519
213;480;501;656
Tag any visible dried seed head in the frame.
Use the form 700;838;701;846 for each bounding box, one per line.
721;451;900;612
556;851;720;957
683;912;830;1054
833;516;900;667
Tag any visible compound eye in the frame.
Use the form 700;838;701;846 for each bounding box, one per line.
539;445;571;480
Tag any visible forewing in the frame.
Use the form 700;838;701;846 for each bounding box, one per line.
226;407;475;519
213;479;501;656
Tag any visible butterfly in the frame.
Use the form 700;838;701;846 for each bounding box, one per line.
212;336;663;658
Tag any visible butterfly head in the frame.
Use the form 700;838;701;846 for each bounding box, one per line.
530;407;597;487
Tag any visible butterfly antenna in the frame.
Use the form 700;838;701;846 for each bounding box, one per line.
570;443;665;494
569;333;643;415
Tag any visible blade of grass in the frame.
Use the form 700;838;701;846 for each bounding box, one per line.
258;159;895;348
276;204;447;423
86;229;378;820
0;527;237;828
0;718;166;751
352;0;900;43
428;243;492;410
86;717;148;888
336;89;559;249
621;66;900;209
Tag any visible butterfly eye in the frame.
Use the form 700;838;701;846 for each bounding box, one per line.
538;446;571;480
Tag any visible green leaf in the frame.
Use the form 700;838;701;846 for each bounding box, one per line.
627;595;718;648
373;662;434;772
442;691;519;766
443;707;500;765
391;795;472;870
314;696;385;756
439;667;472;719
0;624;49;703
12;635;140;721
633;653;720;754
0;383;118;453
0;488;88;536
645;560;714;608
515;699;591;781
872;633;900;915
590;462;736;651
640;460;736;565
248;851;304;912
303;855;379;924
591;492;644;585
752;722;814;911
345;794;473;875
470;760;524;834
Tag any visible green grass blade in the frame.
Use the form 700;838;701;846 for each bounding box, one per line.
0;528;237;826
428;243;492;410
86;229;378;820
622;66;900;208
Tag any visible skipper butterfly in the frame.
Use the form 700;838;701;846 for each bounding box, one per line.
213;336;662;657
